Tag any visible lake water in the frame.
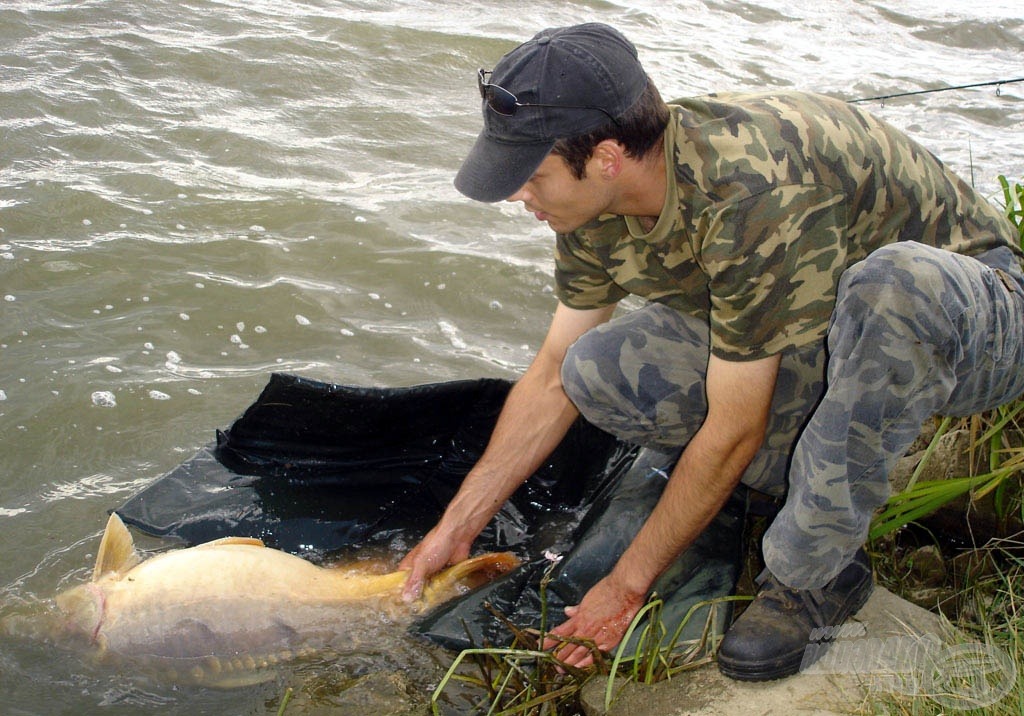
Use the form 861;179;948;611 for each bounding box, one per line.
1;1;1022;714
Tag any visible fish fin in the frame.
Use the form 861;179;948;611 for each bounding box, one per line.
195;536;266;549
422;552;520;604
93;513;140;581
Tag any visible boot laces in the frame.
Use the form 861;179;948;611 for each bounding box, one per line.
756;573;828;622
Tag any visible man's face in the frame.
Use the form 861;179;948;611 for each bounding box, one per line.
505;153;611;234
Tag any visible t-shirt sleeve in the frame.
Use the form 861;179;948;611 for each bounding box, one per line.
554;230;629;309
703;184;848;360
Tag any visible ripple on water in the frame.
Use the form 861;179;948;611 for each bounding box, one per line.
39;473;153;503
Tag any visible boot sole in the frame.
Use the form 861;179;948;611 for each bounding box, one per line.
717;643;810;682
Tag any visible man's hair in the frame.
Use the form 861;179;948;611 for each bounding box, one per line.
551;78;670;179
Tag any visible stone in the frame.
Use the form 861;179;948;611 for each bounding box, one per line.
580;587;951;716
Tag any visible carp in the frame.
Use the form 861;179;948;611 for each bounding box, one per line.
3;513;518;686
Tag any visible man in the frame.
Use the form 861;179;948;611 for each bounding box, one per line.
399;22;1024;680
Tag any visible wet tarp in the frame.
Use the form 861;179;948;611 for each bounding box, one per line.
116;372;745;651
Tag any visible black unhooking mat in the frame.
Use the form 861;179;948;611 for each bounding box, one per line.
116;372;746;651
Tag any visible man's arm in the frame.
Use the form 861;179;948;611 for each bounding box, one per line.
547;352;781;667
400;302;617;600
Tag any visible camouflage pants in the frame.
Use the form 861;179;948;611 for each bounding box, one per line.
561;242;1024;590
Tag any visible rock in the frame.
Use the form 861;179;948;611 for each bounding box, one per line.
888;428;1024;544
580;587;949;716
905;545;946;586
889;428;981;493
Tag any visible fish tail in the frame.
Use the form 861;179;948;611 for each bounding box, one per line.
422;552;520;604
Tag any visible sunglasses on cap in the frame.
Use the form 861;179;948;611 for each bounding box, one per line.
477;69;621;127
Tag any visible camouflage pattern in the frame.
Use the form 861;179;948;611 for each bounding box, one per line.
560;301;825;496
555;91;1020;362
764;243;1024;588
561;243;1024;589
553;91;1023;589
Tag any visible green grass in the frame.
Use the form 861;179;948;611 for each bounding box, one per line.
863;545;1024;715
600;595;748;711
429;567;596;716
428;593;742;715
999;175;1024;247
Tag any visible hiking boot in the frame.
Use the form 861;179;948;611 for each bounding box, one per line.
717;548;874;681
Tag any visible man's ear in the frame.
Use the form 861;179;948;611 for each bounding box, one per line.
592;139;625;180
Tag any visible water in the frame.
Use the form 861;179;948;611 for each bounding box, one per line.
1;0;1021;713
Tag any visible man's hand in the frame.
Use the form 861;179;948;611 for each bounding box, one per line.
398;525;474;602
543;574;646;668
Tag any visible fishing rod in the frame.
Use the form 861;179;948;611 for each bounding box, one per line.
849;77;1024;104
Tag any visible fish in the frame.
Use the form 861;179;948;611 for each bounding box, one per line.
2;513;519;687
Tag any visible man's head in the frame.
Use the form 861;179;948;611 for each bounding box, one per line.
454;23;667;203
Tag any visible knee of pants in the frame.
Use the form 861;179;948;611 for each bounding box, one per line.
560;328;610;415
838;243;931;306
560;328;663;438
831;243;957;360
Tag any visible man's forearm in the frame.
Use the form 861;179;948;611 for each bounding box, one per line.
543;418;764;666
437;354;580;542
609;424;759;599
607;354;780;600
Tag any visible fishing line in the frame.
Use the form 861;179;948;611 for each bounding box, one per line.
849;77;1024;104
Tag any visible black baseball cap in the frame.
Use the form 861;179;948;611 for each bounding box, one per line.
454;23;648;203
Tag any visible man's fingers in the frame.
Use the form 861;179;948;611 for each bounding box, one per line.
550;636;597;670
543;612;598;668
560;646;594;669
542;608;576;649
401;562;426;602
542;604;619;669
401;576;423;603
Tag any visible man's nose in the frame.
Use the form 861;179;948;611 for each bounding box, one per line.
506;186;529;203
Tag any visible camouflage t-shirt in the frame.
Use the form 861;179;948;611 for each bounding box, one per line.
554;91;1019;361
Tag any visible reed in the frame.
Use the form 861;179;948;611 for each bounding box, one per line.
430;565;595;715
999;175;1024;247
275;686;294;716
600;595;749;712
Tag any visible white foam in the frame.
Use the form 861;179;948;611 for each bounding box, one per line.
91;391;117;408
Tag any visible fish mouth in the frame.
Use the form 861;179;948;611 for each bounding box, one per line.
1;591;100;648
